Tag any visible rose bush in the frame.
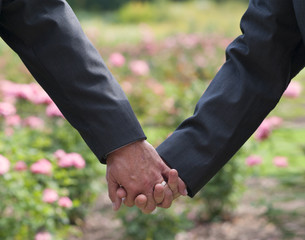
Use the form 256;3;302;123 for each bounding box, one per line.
0;81;104;239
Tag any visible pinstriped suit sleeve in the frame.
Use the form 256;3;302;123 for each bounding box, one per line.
0;0;146;162
157;0;305;197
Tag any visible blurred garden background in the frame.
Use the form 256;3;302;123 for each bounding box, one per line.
1;0;305;239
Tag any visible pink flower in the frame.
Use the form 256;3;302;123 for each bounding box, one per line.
57;154;73;168
14;161;27;171
58;197;73;208
43;189;58;203
0;102;16;116
266;116;283;129
146;79;164;96
23;116;44;129
0;155;10;175
0;80;24;99
57;152;86;169
129;60;150;76
69;153;86;169
273;156;288;168
30;159;52;175
5;115;21;127
1;81;52;104
246;155;262;166
178;34;200;49
27;83;52;105
54;149;66;159
283;81;302;98
164;37;178;49
35;232;52;240
121;81;133;94
255;120;272;141
109;52;125;67
46;102;63;118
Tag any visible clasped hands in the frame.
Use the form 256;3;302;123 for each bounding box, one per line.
106;140;187;214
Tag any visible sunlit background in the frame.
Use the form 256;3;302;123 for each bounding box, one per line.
0;0;305;239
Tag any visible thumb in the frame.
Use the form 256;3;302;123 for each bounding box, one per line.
117;187;127;199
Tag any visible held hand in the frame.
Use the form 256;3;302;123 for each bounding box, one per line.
117;169;188;213
106;140;171;213
152;169;187;208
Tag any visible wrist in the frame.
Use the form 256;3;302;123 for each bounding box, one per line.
106;139;146;163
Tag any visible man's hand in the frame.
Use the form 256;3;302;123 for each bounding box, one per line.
116;169;188;213
106;140;171;213
134;169;187;212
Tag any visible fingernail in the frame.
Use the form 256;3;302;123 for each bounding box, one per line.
183;189;188;196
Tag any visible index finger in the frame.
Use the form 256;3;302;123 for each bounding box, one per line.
154;183;165;205
168;169;179;198
108;180;122;211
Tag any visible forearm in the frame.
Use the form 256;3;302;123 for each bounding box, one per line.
0;0;146;161
157;0;305;197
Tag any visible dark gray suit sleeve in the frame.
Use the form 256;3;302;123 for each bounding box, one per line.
157;0;305;197
0;0;146;162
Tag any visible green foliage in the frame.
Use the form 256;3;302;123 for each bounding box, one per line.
194;152;246;221
117;2;167;23
117;206;192;240
67;0;192;11
67;0;128;11
0;95;104;239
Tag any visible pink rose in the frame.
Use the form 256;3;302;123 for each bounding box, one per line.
57;154;74;168
246;155;262;166
46;102;63;118
121;81;133;94
14;161;27;171
43;189;58;203
23;116;44;129
58;197;73;208
54;149;67;159
1;81;51;104
146;79;165;96
283;81;302;98
0;102;16;116
129;60;150;76
0;155;10;175
178;34;200;49
69;153;86;169
255;120;272;141
27;83;52;105
0;80;22;99
30;159;52;175
273;156;288;168
35;232;52;240
5;115;21;127
109;52;125;67
57;152;86;169
266;116;283;129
